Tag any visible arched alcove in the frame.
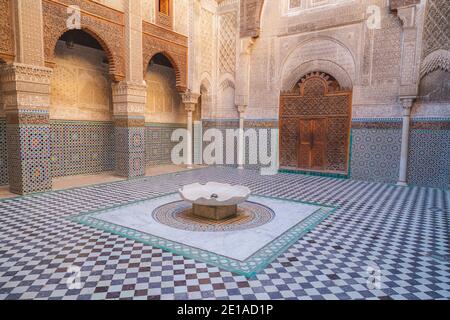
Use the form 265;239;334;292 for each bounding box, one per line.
145;53;185;167
50;29;115;179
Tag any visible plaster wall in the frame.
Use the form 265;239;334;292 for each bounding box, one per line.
50;41;113;121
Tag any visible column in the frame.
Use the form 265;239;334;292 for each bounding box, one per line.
397;97;414;186
1;64;53;194
237;105;247;169
235;37;255;170
112;0;147;178
112;82;147;178
181;92;200;169
235;37;255;112
2;0;53;195
396;4;420;97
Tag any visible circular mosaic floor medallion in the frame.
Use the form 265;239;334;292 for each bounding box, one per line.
152;200;275;232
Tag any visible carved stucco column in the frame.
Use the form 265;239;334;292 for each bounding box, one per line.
112;81;147;178
235;37;255;112
1;64;53;194
397;4;421;97
112;0;147;178
237;105;247;169
394;3;420;187
234;37;255;170
1;0;53;195
397;97;415;186
181;92;200;169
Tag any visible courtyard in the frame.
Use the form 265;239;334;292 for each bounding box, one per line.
0;0;449;304
0;166;448;300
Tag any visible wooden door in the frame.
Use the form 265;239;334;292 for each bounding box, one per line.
298;118;327;170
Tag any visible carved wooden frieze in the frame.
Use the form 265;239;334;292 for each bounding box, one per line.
0;0;15;62
239;0;264;38
42;0;126;81
390;0;420;11
142;21;188;91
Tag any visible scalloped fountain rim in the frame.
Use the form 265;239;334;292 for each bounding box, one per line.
178;182;251;206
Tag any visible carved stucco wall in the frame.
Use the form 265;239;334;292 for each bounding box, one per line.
42;0;126;81
216;0;238;119
200;6;215;79
184;0;217;119
414;0;450;117
243;0;416;120
92;0;125;11
0;0;14;63
50;42;113;121
173;0;189;35
145;63;186;124
142;0;155;22
142;21;188;91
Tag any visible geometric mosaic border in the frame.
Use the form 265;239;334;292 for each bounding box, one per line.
69;193;336;278
0;118;8;186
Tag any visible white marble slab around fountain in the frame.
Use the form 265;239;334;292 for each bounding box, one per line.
94;193;321;261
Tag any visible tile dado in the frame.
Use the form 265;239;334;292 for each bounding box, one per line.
51;120;115;178
145;123;185;166
408;118;450;189
351;126;402;184
0;119;8;186
351;118;450;189
201;119;277;168
408;129;450;189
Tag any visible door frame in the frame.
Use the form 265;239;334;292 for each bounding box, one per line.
278;76;353;175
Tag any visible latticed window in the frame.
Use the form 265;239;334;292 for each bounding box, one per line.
159;0;169;15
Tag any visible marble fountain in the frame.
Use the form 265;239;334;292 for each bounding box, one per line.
178;182;251;220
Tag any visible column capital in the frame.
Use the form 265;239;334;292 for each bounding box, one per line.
397;5;417;29
112;80;147;117
239;37;256;55
112;80;147;93
181;90;200;105
400;96;415;109
0;63;53;112
237;105;248;114
0;63;53;81
400;96;415;116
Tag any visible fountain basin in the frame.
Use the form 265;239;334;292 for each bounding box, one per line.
178;182;251;220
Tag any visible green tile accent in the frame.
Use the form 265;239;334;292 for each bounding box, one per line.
69;193;336;278
278;169;349;179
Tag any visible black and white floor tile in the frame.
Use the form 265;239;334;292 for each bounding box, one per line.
0;167;448;300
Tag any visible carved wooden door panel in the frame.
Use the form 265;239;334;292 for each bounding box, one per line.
279;72;352;173
298;118;326;170
311;118;327;169
298;119;312;168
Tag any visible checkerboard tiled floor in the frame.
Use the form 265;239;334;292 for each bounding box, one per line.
0;167;448;300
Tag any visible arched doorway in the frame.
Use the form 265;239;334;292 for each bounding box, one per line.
279;72;352;174
50;29;114;179
145;53;185;167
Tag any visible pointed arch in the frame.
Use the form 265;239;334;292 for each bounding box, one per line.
46;27;120;81
144;51;185;92
42;1;125;81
